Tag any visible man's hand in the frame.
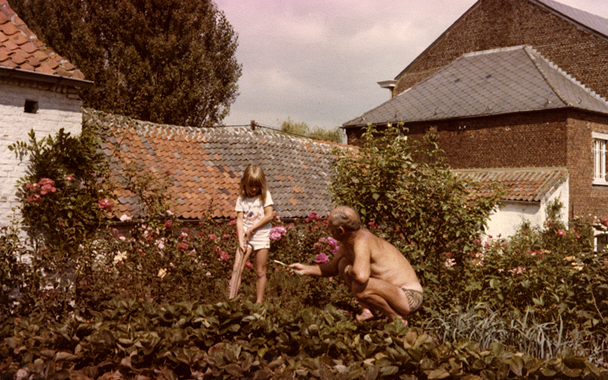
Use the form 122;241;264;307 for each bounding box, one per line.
289;263;306;274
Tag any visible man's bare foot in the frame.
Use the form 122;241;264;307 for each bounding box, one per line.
355;308;375;321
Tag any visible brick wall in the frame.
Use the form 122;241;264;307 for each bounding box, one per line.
566;111;608;219
0;79;83;225
346;111;569;169
345;109;608;220
394;0;608;101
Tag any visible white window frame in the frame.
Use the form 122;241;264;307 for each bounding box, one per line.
593;132;608;186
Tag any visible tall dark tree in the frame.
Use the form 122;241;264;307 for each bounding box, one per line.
11;0;242;127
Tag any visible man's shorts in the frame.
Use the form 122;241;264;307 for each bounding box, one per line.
402;288;424;313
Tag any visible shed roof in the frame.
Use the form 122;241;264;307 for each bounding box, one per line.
0;0;91;87
344;46;608;127
89;109;347;220
455;167;568;203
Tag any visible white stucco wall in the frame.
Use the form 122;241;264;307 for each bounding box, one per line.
484;178;570;238
0;81;82;225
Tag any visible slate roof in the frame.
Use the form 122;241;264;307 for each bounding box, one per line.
534;0;608;39
455;167;568;203
88;109;348;220
344;46;608;127
0;0;91;87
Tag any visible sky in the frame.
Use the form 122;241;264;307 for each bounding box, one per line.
214;0;608;130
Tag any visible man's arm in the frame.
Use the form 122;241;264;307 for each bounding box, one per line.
290;252;343;277
344;239;371;285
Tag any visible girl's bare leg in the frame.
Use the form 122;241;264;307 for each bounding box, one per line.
254;248;269;303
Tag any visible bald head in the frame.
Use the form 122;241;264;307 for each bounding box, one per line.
329;206;362;232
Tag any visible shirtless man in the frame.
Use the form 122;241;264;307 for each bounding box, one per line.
290;206;423;323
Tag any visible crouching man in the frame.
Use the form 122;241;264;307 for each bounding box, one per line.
290;206;423;324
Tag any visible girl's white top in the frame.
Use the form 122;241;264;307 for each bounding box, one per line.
235;191;274;234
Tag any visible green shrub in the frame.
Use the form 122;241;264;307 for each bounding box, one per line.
9;127;114;251
329;124;504;311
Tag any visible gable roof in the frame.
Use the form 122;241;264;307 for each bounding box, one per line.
455;167;568;203
0;0;91;87
344;46;608;127
89;109;347;220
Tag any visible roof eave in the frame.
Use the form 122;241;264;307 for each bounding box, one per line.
0;66;94;89
342;106;608;130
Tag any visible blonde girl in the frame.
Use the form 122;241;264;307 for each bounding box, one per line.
229;164;274;302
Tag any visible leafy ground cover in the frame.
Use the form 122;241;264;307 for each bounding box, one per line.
2;299;607;379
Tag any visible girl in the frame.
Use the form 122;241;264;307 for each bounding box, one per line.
229;164;274;302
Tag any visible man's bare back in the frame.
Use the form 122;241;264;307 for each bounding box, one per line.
346;228;423;293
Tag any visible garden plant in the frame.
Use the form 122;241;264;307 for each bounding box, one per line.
1;125;607;379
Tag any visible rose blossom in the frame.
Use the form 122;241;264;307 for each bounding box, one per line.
314;253;329;264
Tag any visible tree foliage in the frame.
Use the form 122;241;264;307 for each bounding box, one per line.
329;124;505;288
10;0;242;127
280;118;344;143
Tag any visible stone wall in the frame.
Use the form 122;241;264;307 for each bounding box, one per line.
0;78;82;225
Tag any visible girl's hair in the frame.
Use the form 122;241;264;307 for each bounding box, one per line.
239;164;267;202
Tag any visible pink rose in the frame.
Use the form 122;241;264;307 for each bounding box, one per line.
66;175;74;182
557;229;566;236
314;253;329;264
98;198;114;211
165;220;172;228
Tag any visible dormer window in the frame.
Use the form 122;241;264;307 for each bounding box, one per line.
24;100;39;114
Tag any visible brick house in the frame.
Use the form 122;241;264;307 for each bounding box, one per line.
0;0;92;225
343;0;608;241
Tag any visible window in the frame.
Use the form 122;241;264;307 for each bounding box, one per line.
593;132;608;185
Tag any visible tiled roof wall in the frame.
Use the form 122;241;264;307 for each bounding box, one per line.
0;0;85;79
87;109;350;220
455;167;568;202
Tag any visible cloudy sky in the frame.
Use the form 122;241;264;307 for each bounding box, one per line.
214;0;608;130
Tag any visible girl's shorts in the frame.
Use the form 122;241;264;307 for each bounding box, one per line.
247;228;270;250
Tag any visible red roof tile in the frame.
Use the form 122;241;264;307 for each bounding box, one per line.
0;0;90;86
88;109;351;220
